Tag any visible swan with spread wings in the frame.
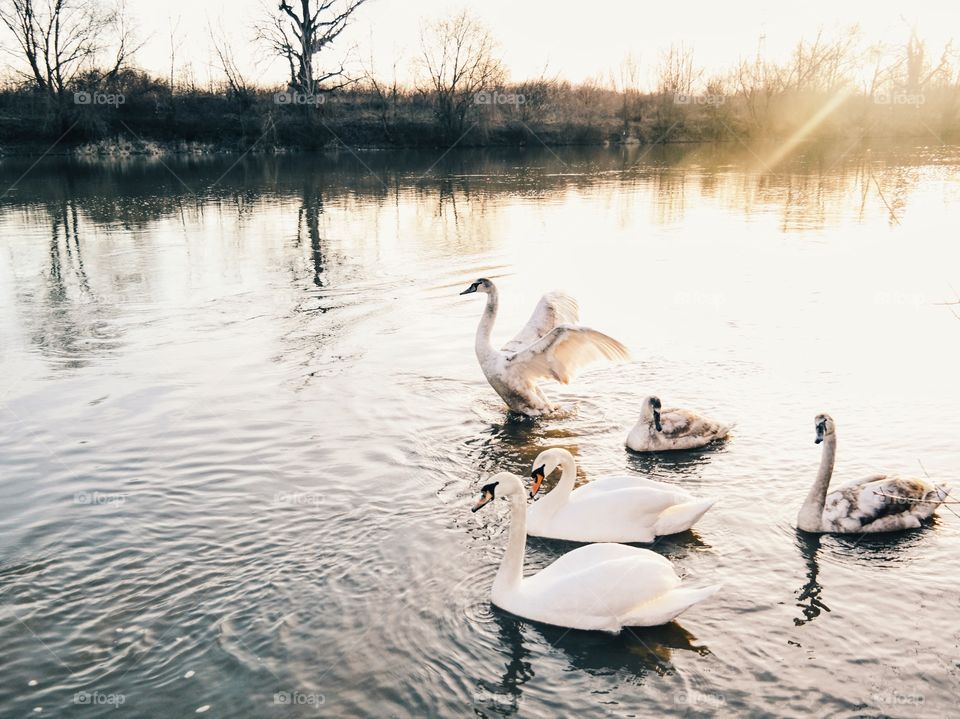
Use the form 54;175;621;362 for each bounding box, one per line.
459;278;629;416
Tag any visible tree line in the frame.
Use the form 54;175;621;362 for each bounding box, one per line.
0;1;958;153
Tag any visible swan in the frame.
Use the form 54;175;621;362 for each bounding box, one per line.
626;396;731;452
527;448;717;542
797;413;951;534
471;472;720;631
459;278;629;416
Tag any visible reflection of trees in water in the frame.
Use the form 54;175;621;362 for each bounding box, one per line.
23;199;123;370
296;184;326;288
0;144;932;238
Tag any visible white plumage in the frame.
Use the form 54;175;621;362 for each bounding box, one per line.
460;278;629;416
472;473;720;632
527;448;717;543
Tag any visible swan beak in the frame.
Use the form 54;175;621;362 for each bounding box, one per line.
459;284;477;295
815;436;823;445
530;466;546;498
653;410;662;432
472;490;494;512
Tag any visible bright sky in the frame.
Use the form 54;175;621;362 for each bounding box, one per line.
5;0;958;88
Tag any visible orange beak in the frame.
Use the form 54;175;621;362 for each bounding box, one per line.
530;466;546;498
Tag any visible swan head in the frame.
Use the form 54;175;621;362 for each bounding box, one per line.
459;278;494;295
529;447;573;497
814;413;835;444
641;396;663;432
471;472;524;512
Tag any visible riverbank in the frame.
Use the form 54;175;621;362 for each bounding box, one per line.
2;79;958;158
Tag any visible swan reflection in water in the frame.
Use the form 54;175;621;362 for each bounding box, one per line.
794;532;828;626
793;523;938;626
473;610;709;716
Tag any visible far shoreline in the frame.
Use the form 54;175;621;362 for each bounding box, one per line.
1;133;957;160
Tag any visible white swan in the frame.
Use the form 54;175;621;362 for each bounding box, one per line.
626;396;731;452
527;448;717;542
797;413;951;534
459;278;629;416
472;472;720;631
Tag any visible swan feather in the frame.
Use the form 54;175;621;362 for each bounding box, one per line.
508;324;630;385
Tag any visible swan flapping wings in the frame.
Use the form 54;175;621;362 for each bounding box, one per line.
507;324;630;384
500;291;580;354
460;279;630;415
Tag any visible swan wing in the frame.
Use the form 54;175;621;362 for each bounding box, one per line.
830;473;887;492
572;475;687;497
537;542;672;574
566;486;694;518
524;545;681;619
501;291;580;354
824;476;943;532
507;324;629;384
660;408;729;440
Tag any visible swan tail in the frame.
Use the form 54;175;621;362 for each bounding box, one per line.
653;497;717;536
622;584;722;627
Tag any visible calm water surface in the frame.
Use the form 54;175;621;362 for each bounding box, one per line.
1;144;959;717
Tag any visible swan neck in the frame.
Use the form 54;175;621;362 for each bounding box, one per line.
493;492;526;595
534;454;577;514
475;289;498;358
798;435;836;532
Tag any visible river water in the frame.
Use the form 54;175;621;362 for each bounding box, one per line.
1;143;959;717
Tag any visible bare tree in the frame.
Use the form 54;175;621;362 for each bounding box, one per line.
209;24;252;105
0;0;134;101
735;36;784;129
656;43;701;98
781;27;860;93
364;42;402;140
613;53;642;137
417;10;504;137
255;0;367;94
168;15;184;92
654;43;701;134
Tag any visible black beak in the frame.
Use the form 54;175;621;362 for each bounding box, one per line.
815;424;825;444
460;285;477;295
653;409;662;432
815;437;823;444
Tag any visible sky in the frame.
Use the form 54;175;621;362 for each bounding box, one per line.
3;0;958;89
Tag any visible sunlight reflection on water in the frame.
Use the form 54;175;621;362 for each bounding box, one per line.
1;142;959;716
